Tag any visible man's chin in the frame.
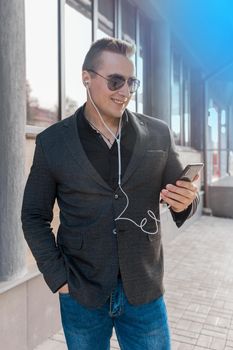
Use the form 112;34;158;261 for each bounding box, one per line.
113;107;127;118
100;106;127;121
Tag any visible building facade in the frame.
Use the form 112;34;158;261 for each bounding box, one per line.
0;0;232;349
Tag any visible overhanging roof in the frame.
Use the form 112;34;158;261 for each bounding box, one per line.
148;0;233;105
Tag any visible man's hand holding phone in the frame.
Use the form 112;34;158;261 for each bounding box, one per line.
160;163;203;212
160;175;199;212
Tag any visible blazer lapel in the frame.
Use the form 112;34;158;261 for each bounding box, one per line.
61;108;148;190
61;111;111;191
121;110;148;186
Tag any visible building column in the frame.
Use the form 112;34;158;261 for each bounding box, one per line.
190;68;205;151
0;0;26;280
150;20;171;125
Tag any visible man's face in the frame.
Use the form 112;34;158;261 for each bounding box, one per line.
85;51;135;120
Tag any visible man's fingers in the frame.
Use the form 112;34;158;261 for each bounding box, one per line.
160;178;198;213
160;193;188;212
165;184;197;199
161;189;191;204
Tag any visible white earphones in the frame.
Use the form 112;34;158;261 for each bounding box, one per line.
84;83;160;236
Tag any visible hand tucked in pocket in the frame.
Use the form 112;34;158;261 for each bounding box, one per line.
58;283;69;294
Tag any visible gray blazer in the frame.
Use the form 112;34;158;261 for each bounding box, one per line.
21;108;198;308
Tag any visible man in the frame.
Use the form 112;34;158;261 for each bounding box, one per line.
21;37;199;350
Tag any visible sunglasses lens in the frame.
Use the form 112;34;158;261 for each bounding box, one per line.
107;75;140;93
128;78;140;93
108;76;125;91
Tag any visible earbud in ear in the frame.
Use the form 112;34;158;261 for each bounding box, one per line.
84;80;89;87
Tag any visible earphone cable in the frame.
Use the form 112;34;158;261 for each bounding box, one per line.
86;85;159;235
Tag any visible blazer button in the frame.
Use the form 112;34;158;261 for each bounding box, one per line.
114;194;119;199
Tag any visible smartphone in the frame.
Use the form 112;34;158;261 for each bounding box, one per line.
160;162;204;204
179;163;204;182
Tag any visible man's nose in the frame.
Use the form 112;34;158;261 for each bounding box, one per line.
118;80;131;97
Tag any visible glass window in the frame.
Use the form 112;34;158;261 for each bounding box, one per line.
207;105;220;182
183;66;190;146
220;110;227;149
65;0;92;117
97;0;114;39
121;0;136;112
220;109;228;176
171;53;181;144
137;15;147;114
25;0;59;127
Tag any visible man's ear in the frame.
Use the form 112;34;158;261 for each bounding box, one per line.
82;71;91;87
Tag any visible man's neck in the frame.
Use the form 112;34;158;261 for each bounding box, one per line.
84;102;121;133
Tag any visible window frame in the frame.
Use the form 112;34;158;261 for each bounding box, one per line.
25;0;60;135
25;0;152;136
171;49;191;147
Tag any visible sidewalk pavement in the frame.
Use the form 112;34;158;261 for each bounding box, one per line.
35;216;233;350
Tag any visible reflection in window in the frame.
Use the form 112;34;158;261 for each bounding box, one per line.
171;53;181;144
65;1;92;117
97;0;114;39
25;0;58;127
121;0;136;112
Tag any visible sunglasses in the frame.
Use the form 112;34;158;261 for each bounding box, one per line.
87;69;140;93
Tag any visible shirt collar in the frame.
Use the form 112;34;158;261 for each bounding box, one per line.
80;103;129;129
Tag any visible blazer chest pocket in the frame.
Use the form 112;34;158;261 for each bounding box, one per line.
146;149;166;157
145;149;166;166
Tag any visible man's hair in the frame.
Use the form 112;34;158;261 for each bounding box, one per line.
82;37;136;71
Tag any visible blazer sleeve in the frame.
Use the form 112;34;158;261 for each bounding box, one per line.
21;135;67;292
161;126;200;228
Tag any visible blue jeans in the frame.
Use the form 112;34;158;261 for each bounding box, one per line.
59;279;171;350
